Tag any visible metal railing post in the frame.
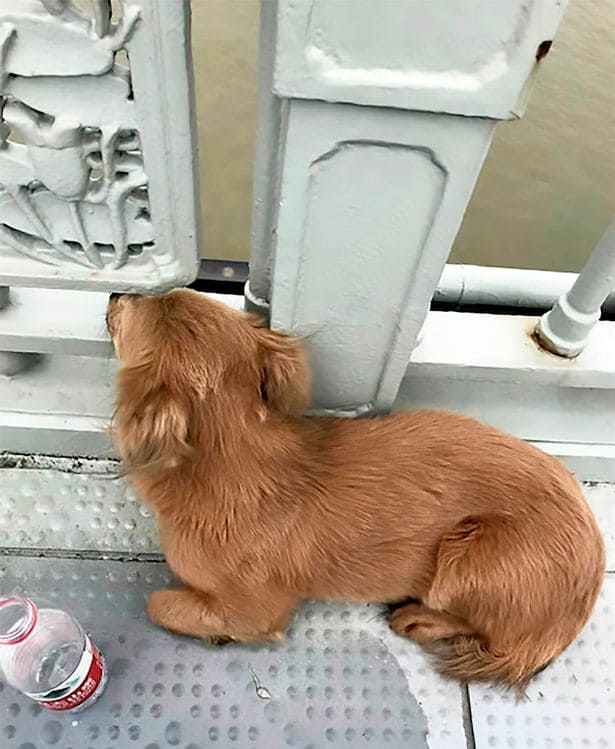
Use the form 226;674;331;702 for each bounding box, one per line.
536;220;615;357
251;0;569;413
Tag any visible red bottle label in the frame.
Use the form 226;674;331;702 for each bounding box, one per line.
27;638;105;711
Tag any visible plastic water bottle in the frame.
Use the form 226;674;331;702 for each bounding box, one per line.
0;596;107;712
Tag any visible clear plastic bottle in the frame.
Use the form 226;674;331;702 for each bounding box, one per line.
0;596;107;712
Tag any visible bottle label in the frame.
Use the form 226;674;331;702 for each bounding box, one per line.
25;636;105;711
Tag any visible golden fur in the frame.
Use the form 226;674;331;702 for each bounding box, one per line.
107;289;605;689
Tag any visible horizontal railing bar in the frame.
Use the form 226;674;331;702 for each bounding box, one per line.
409;311;615;389
190;260;249;295
0;288;245;356
3;310;615;473
2;266;614;356
435;264;615;314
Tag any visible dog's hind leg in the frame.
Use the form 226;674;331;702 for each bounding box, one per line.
389;601;474;644
395;514;582;688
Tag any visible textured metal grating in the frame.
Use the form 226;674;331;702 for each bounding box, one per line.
0;556;466;749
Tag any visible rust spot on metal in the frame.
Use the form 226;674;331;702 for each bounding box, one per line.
529;324;578;360
535;40;553;62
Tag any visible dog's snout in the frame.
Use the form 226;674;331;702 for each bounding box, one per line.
107;292;126;335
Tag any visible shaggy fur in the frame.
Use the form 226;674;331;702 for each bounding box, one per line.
107;289;605;689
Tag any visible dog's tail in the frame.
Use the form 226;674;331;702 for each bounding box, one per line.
428;632;564;691
417;511;604;692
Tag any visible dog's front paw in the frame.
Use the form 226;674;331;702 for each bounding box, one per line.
146;588;183;629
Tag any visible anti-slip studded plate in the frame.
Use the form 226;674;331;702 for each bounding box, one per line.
0;469;160;553
0;556;466;749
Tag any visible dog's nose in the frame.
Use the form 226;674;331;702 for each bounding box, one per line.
109;292;124;302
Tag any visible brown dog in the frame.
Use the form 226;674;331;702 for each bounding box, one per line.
107;289;605;689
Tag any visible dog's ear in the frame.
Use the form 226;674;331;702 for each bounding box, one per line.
114;364;192;472
259;329;311;416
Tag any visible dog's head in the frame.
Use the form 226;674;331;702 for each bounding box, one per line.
107;289;310;471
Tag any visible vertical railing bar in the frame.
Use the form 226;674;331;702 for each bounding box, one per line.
536;219;615;357
246;0;282;316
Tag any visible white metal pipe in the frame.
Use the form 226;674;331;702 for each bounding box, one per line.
536;220;615;356
434;264;615;314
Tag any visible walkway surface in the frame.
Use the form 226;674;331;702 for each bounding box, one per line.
0;466;613;749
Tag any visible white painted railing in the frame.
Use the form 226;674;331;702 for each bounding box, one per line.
435;264;615;315
247;0;615;480
3;0;615;482
0;0;200;451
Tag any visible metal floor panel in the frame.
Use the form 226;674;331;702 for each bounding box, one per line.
0;556;466;749
0;469;159;554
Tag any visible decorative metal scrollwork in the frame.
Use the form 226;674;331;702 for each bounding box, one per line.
0;0;151;270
